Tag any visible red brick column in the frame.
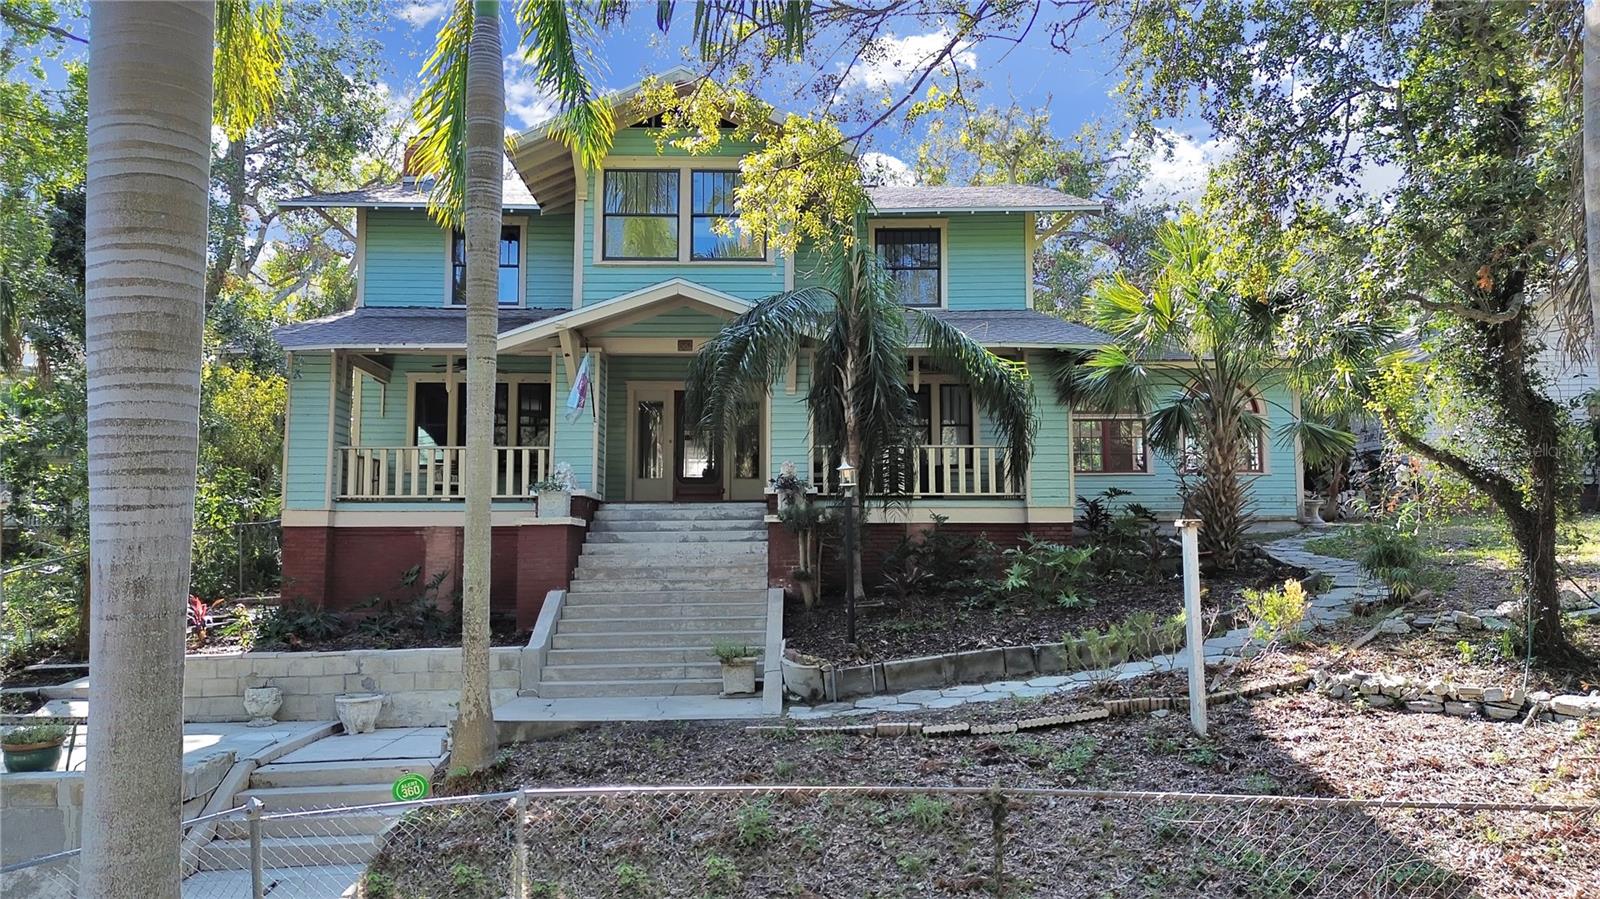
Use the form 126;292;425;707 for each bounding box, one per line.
421;526;462;609
280;526;332;605
512;496;598;630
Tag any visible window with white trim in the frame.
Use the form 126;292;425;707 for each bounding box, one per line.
1073;415;1149;473
411;380;551;447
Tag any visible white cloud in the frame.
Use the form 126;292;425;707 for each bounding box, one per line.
1137;130;1233;205
398;1;448;27
504;55;560;131
839;28;977;92
860;152;914;186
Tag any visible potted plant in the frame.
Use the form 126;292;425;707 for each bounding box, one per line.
769;460;808;511
533;462;578;518
3;723;70;773
713;641;760;696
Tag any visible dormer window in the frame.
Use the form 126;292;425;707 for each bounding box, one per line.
875;225;944;307
451;225;522;305
603;170;680;260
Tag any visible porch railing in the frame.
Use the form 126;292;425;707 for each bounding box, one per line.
338;446;550;500
810;444;1022;497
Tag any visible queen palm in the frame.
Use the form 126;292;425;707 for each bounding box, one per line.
83;3;284;896
1055;214;1366;568
684;214;1036;596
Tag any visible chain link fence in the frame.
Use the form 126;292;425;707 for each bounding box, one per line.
2;785;1595;898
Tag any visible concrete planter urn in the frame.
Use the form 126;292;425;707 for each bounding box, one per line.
335;692;386;734
537;490;571;519
781;649;828;702
719;658;758;696
242;686;283;727
715;640;760;696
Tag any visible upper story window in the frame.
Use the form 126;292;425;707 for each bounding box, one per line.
876;226;942;307
691;170;763;260
603;170;679;260
450;225;522;305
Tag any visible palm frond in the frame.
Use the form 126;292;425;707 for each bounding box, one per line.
1279;418;1357;467
410;0;473;226
1075;344;1157;413
514;0;615;169
1146;393;1206;453
684;286;835;445
912;310;1036;483
214;0;286;140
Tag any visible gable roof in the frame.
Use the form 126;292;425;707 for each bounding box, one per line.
497;279;751;351
869;184;1100;215
273;306;564;351
277;172;540;212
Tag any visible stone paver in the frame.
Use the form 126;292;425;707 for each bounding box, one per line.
787;529;1377;720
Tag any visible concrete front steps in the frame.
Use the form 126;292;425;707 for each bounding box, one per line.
535;502;769;699
195;732;446;871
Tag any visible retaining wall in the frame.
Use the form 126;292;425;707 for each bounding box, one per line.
182;647;524;728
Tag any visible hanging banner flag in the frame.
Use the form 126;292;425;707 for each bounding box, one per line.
564;353;592;422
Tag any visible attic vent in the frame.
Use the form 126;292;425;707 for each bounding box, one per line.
677;339;694;352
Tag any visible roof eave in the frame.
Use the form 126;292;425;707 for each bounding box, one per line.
872;203;1104;215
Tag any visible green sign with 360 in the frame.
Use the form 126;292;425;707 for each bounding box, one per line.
392;772;430;802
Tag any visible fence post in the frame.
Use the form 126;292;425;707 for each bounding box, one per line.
1177;519;1208;737
512;789;529;899
246;797;265;899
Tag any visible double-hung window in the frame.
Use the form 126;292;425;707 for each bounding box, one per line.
690;170;763;260
603;170;679;260
876;227;942;307
411;381;551;447
450;225;522;305
1073;415;1149;473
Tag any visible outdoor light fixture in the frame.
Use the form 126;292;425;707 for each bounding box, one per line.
836;460;856;489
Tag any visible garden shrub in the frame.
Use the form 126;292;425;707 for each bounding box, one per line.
1240;579;1311;650
254;598;346;649
354;566;459;643
877;514;1000;604
994;535;1096;608
1354;523;1424;600
1076;488;1171;583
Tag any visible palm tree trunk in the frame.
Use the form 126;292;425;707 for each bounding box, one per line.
450;0;503;774
1586;1;1600;363
81;4;213;897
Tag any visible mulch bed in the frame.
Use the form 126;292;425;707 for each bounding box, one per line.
784;568;1300;666
385;675;1598;899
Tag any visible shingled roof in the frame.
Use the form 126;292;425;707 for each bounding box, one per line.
911;308;1112;348
868;184;1100;214
278;173;540;211
273;307;566;351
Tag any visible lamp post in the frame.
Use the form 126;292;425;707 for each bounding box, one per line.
838;460;858;646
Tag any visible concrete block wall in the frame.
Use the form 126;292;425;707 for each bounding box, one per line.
182;647;524;727
0;774;82;865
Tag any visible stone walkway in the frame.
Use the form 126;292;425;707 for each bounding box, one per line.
788;529;1381;721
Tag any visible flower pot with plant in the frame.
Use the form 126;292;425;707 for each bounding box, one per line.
713;640;759;695
533;462;578;518
3;723;70;773
770;460;809;512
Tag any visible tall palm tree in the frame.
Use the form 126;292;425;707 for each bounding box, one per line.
411;1;813;772
685;212;1036;596
1586;1;1600;363
1054;214;1365;568
81;3;283;896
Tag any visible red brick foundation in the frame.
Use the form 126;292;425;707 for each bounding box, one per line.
281;496;600;633
760;493;1073;597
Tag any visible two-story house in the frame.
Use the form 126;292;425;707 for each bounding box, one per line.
271;75;1305;699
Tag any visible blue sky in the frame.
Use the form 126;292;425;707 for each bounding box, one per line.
44;2;1218;199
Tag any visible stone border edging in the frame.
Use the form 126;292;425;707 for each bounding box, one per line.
1314;669;1600;723
756;674;1314;739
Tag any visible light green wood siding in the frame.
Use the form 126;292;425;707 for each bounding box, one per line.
770;353;812;480
527;213;574;308
553;355;597;491
1024;354;1072;510
363;210;448;307
285;352;332;509
605;307;730;338
945;214;1029;310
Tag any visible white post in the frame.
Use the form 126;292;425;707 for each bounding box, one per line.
1176;519;1208;737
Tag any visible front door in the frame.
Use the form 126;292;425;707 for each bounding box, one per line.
627;382;764;502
